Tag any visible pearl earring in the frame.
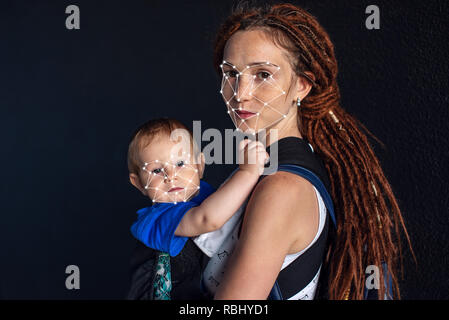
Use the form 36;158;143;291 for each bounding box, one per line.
297;97;301;107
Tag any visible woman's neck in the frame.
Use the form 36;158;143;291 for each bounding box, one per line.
262;108;302;147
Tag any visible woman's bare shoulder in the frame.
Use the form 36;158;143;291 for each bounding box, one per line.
242;170;319;251
252;170;317;203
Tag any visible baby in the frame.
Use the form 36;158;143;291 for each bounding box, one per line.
127;118;268;299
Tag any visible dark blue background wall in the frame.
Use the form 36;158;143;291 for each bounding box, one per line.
0;0;447;299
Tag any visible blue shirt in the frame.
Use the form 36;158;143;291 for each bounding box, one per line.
130;180;216;257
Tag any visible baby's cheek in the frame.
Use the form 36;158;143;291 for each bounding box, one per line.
145;190;154;201
189;174;201;188
147;186;161;199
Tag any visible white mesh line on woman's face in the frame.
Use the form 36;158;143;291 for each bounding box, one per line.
219;60;289;133
142;160;200;204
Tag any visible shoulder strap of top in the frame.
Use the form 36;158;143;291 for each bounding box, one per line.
273;215;329;300
278;164;337;228
267;164;334;300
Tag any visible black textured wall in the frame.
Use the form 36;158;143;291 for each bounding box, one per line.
0;0;447;299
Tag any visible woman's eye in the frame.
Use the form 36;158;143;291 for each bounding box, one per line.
152;168;162;174
176;160;185;167
257;71;271;80
224;70;239;78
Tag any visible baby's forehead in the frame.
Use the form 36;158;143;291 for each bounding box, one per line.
141;132;195;158
148;132;194;148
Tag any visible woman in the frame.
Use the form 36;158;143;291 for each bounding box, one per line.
197;2;414;300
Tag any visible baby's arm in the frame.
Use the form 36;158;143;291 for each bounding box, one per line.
175;139;268;237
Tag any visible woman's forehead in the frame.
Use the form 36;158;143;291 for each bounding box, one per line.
223;29;287;68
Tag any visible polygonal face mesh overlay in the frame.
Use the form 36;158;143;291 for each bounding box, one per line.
141;155;200;205
220;60;289;133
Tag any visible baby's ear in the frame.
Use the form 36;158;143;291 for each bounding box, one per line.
129;173;146;195
196;153;206;179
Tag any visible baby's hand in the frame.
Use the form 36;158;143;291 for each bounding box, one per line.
238;139;269;176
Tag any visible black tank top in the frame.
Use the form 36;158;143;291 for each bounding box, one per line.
263;136;331;299
265;136;331;191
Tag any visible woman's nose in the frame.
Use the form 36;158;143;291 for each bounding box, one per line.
234;74;253;102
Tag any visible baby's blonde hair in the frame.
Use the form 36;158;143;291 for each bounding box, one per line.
127;118;199;175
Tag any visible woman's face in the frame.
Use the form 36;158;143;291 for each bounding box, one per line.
221;29;299;133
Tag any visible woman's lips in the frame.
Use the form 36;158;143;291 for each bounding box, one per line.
168;187;184;193
235;110;256;119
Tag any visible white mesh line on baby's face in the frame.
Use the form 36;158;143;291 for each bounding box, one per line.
142;159;200;204
220;61;289;133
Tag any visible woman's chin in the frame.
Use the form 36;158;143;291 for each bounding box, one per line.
235;119;257;132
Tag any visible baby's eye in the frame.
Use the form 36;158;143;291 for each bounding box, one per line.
176;160;185;167
257;71;271;80
152;168;163;174
224;70;239;78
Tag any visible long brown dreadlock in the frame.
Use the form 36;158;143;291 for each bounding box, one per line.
212;2;415;300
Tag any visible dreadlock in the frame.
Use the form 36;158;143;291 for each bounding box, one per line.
213;2;415;299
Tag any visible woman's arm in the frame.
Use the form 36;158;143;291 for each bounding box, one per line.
175;140;268;237
214;171;319;300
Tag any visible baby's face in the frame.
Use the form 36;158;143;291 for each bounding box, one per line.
138;134;203;204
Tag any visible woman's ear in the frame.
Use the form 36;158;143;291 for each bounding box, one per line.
129;173;146;195
296;71;315;100
196;153;206;179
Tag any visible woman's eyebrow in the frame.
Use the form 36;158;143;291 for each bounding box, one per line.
222;61;279;68
247;61;279;68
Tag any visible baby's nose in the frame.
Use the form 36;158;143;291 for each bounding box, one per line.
163;167;176;182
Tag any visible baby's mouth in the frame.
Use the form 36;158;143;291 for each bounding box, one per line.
168;187;184;193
